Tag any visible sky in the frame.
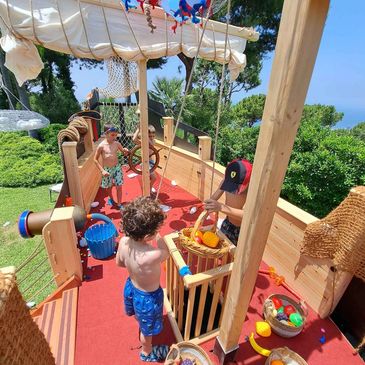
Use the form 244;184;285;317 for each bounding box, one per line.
71;0;365;129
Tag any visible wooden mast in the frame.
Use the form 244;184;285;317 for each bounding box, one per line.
138;59;151;196
214;0;330;363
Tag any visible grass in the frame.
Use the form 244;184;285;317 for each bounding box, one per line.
0;185;57;305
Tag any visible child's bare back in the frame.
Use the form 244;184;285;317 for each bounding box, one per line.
117;235;167;292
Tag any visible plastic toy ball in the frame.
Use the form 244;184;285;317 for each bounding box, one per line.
272;297;283;309
277;306;284;314
284;304;296;317
289;312;303;327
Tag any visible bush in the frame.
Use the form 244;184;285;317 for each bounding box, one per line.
38;123;66;154
0;132;62;187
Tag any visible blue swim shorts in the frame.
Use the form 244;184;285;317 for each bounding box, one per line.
123;277;164;336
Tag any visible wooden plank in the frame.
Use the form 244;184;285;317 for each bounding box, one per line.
62;142;84;208
43;208;83;287
177;279;184;331
138;59;150;196
173;264;179;317
184;263;233;288
194;283;208;337
31;275;81;317
197;256;203;273
163;117;174;146
163;289;183;343
190;329;220;345
207;277;224;332
198;136;212;161
184;286;196;341
218;0;330;353
57;288;78;365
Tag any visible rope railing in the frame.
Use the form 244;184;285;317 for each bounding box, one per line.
14;237;58;306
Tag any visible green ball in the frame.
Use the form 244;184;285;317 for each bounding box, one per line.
277;306;284;314
289;312;303;327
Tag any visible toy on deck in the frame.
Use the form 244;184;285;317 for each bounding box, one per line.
179;210;230;258
263;294;307;338
164;342;213;365
248;332;271;357
127;144;161;174
256;321;272;337
264;347;308;365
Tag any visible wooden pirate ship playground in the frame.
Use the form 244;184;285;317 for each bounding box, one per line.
0;0;365;364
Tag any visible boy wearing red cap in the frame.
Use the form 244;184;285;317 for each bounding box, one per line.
204;159;252;246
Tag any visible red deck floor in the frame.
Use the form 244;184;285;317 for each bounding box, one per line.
74;169;362;365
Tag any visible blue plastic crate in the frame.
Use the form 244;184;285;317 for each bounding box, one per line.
84;223;117;259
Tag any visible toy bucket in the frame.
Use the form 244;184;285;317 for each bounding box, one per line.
84;222;117;259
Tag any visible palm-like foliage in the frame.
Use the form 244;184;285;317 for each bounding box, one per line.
149;77;184;119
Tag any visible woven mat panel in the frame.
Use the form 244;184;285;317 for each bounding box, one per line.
301;186;365;281
0;270;55;365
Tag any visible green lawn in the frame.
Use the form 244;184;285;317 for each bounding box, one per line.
0;186;57;305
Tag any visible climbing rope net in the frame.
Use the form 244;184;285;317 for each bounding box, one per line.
98;57;138;99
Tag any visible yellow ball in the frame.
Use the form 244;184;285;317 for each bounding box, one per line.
255;321;272;337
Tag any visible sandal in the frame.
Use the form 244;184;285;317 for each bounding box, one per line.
140;345;169;362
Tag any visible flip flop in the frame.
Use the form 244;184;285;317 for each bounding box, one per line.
140;345;169;362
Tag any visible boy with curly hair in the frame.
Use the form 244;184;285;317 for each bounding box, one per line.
116;196;170;362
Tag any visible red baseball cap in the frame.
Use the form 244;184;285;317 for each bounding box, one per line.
221;159;252;194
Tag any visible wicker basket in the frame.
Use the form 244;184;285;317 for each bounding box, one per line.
178;211;230;259
263;294;307;338
164;342;213;365
264;347;308;365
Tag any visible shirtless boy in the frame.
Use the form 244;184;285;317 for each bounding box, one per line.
204;159;252;245
116;197;169;362
94;125;129;208
132;125;158;195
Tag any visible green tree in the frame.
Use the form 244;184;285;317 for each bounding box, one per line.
149;77;184;119
230;94;266;127
29;79;80;123
350;121;365;142
301;104;343;128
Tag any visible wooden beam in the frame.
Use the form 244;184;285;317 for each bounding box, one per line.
215;0;330;360
62;142;84;208
138;59;150;196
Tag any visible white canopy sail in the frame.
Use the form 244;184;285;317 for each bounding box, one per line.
0;0;259;85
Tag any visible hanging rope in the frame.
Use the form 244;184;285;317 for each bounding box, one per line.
210;0;232;196
155;0;216;200
155;0;233;201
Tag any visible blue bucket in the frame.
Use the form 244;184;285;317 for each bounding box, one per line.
84;223;117;259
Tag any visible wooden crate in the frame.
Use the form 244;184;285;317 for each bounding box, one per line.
163;232;235;345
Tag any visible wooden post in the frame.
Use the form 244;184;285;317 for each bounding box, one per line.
83;118;94;155
62;142;84;208
42;207;83;286
138;59;150;196
214;0;330;362
163;116;174;146
198;136;212;161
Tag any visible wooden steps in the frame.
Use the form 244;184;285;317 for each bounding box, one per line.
33;287;78;365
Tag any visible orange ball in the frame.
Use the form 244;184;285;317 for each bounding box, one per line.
271;361;285;365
